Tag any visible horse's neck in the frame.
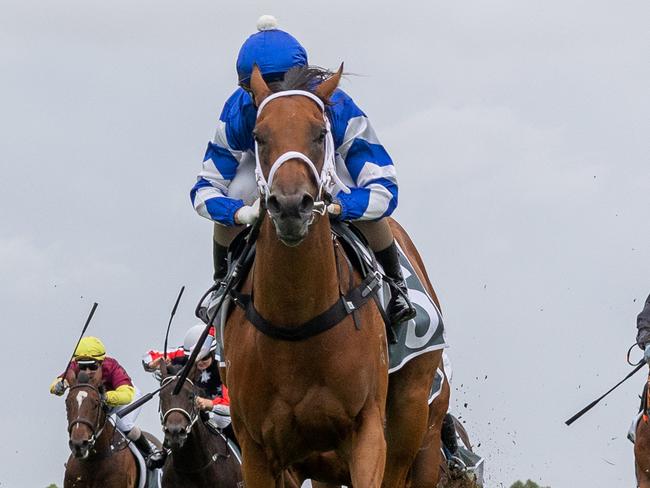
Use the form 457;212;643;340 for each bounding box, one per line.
253;217;340;325
172;420;213;469
88;419;114;460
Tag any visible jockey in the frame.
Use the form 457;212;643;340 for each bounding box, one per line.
637;293;650;363
50;336;165;468
143;325;234;438
190;15;416;330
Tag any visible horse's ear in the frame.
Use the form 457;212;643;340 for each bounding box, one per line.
160;360;168;378
315;63;344;101
250;65;271;106
66;369;77;386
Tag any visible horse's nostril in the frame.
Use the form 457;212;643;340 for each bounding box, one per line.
300;193;314;213
267;194;280;214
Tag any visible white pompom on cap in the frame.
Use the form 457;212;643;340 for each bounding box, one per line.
257;15;279;31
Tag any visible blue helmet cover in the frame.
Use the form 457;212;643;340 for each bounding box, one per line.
236;29;308;83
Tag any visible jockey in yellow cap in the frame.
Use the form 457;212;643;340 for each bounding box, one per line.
50;337;164;468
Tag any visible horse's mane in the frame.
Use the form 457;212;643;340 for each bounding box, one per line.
268;66;335;103
166;363;184;376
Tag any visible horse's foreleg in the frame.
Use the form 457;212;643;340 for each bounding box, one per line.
239;428;278;488
345;404;386;488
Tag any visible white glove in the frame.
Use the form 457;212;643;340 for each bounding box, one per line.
53;379;68;396
327;203;342;216
235;199;260;225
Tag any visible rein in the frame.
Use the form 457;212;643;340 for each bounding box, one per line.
67;383;108;449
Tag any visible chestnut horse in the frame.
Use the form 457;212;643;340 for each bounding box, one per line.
64;371;144;488
635;375;650;486
221;65;448;487
158;363;243;487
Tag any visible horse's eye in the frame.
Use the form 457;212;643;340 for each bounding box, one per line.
253;131;265;145
315;128;327;143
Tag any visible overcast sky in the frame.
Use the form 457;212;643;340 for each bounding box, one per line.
1;1;648;486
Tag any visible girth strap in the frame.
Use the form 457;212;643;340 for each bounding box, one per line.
231;271;382;342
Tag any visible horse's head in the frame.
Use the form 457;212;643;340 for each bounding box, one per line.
158;362;199;449
65;370;107;459
250;64;343;246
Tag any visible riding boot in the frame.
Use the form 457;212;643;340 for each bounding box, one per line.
375;242;417;329
132;431;165;470
213;240;229;283
441;413;459;457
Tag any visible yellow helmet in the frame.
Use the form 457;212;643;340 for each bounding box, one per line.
73;337;106;361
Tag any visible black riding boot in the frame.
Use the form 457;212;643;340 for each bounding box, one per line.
132;431;165;469
441;413;459;457
375;242;417;328
213;240;229;283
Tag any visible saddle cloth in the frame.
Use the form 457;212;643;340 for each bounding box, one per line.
114;430;162;488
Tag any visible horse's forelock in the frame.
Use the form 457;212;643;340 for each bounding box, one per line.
269;66;335;104
77;371;90;384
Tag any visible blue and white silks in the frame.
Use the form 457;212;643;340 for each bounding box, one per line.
190;88;398;226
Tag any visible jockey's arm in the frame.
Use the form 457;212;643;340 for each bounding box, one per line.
329;90;398;222
141;347;185;371
637;293;650;348
211;384;230;407
105;384;135;407
190;89;255;227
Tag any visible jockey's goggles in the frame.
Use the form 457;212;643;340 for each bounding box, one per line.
77;360;100;371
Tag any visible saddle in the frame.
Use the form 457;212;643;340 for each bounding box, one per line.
199;220;446;373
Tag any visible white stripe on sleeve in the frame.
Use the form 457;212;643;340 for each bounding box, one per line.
213;120;244;161
356;162;397;187
337;116;381;161
362;183;394;220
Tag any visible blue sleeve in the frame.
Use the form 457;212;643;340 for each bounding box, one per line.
328;90;398;221
190;89;257;226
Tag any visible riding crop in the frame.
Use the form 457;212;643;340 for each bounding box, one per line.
565;360;646;426
61;302;99;381
164;286;185;361
172;201;266;395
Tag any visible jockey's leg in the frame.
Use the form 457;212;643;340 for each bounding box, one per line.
213;223;244;281
114;389;164;468
353;219;416;328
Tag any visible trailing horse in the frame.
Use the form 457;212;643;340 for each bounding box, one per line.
634;375;650;487
220;65;449;487
63;370;160;488
158;363;243;487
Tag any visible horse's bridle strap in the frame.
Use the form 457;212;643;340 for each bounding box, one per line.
231;269;382;342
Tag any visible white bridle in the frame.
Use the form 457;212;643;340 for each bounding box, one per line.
254;90;350;206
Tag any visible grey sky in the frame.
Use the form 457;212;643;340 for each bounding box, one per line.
1;0;648;486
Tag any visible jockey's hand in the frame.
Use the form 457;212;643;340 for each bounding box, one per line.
643;347;650;365
327;203;342;216
195;397;213;412
148;357;171;370
234;199;260;225
52;379;68;396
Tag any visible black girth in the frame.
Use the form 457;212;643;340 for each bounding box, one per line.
230;270;382;342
